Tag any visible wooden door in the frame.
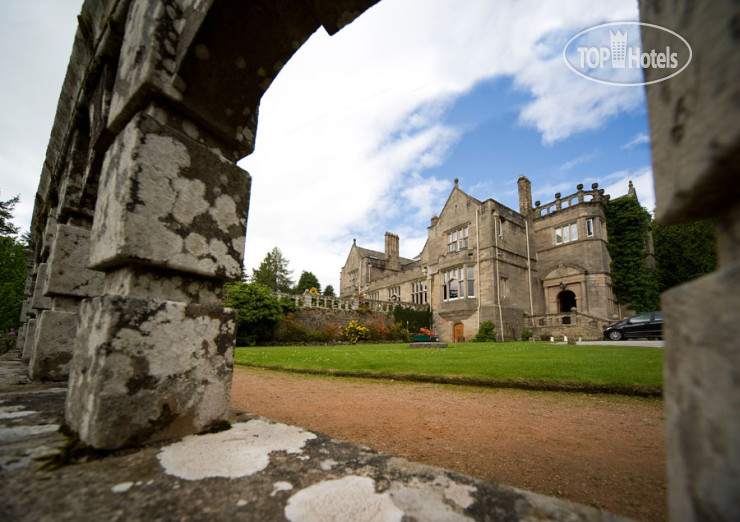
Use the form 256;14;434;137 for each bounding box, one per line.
453;323;464;343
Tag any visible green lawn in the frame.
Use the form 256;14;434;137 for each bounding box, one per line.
234;342;663;396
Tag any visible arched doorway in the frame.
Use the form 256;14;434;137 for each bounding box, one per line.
453;323;464;343
558;290;577;312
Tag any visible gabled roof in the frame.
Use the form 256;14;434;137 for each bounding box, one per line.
436;178;483;219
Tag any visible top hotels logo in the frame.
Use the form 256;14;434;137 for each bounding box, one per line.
563;22;692;86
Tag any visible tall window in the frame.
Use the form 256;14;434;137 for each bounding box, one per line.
586;218;595;238
500;276;508;298
411;280;427;305
387;286;400;300
447;226;469;252
555;223;578;245
442;266;475;302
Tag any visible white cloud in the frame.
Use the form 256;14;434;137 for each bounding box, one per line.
621;132;650;150
603;166;656;213
559;150;599;171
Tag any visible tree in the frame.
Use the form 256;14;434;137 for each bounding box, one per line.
295;270;320;294
323;285;335;297
653;219;716;293
252;247;294;293
605;197;659;312
0;192;20;238
0;193;27;331
223;282;285;345
0;238;27;331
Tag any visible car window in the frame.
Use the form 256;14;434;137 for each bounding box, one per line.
628;313;651;324
653;311;662;321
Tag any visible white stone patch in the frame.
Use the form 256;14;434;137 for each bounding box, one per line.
320;459;338;471
443;481;477;510
236;499;248;507
284;476;404;522
0;405;36;419
157;420;316;481
0;424;59;444
111;482;134;493
271;481;294;497
387;476;476;521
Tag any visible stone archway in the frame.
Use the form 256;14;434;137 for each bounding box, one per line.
21;0;380;450
557;290;576;312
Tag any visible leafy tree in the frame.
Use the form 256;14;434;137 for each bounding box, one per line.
252;247;294;293
223;282;284;345
0;192;20;238
472;321;496;342
653;219;716;293
323;285;336;297
0;194;28;331
605;197;659;312
295;270;320;295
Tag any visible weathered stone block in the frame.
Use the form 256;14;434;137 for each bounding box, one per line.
28;310;78;382
663;266;740;522
45;224;103;298
89;112;250;280
21;318;37;362
66;295;236;449
641;1;740;223
30;264;51;311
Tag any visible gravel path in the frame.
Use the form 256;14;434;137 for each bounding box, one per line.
231;367;666;521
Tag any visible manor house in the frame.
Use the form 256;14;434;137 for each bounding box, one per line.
340;176;638;341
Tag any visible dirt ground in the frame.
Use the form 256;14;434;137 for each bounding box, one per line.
231;367;666;521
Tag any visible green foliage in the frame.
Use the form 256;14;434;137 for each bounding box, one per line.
223;282;284;345
605;197;659;312
652;219;716;293
343;320;369;344
295;270;321;295
0;192;20;238
472;320;497;342
521;329;533;342
323;285;335;297
392;305;432;333
252;247;294;293
0;194;28;331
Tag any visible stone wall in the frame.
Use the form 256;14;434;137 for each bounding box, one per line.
287;307;393;333
640;1;740;520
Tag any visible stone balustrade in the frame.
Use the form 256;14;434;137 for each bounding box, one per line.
274;292;428;313
534;183;607;217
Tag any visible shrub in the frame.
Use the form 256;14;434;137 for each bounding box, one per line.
343;320;369;344
389;321;412;342
472;321;497;342
367;318;391;341
393;305;432;333
521;329;533;341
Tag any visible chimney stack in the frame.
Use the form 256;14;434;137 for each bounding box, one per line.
385;232;400;271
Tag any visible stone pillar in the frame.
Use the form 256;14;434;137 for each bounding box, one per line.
65;109;250;449
28;224;103;381
22;263;52;363
640;1;740;520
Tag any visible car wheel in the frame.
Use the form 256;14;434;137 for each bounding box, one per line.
608;330;623;341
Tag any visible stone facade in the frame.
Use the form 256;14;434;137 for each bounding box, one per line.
340;177;627;341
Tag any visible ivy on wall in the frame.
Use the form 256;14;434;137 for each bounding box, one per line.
605;196;659;313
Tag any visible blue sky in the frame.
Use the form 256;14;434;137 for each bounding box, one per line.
0;0;655;292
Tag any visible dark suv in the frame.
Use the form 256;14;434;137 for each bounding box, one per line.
603;311;663;341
